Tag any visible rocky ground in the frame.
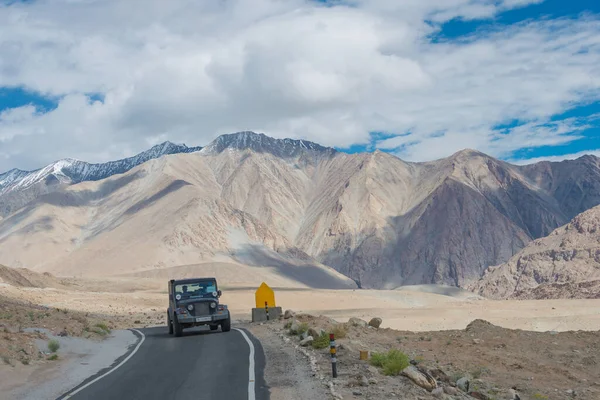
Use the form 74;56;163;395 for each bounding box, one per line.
0;294;117;367
248;311;600;400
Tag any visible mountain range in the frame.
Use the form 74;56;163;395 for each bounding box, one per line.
470;204;600;299
1;131;600;290
0;141;202;217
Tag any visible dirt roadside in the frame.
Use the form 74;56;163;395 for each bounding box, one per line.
249;312;600;400
244;322;333;400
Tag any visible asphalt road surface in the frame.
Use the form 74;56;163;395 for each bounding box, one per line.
57;326;269;400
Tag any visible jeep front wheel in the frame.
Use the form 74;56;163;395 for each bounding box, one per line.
221;315;231;332
173;313;183;337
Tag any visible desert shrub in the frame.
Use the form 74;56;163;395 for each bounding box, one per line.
48;339;60;353
290;322;309;335
369;349;410;376
94;322;111;334
47;354;58;361
91;327;108;336
532;394;549;400
369;352;387;367
312;333;330;349
329;324;347;339
283;321;292;329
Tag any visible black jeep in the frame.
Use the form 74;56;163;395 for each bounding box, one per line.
167;277;231;337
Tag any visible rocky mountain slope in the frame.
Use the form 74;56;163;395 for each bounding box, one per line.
0;141;201;217
470;205;600;299
1;131;600;289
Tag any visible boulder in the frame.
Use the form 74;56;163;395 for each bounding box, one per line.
299;336;314;346
368;318;382;328
508;389;521;400
284;310;296;319
401;365;437;392
359;375;369;387
308;328;320;338
290;319;299;333
431;387;444;398
348;317;368;328
456;377;469;393
444;386;458;395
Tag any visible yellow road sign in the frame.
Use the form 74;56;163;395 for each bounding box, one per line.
255;282;276;308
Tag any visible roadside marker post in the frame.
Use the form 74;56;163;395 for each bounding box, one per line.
251;282;282;322
330;333;337;378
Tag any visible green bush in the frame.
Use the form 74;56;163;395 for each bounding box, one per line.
297;322;309;335
91;327;108;336
312;333;330;349
369;349;410;376
47;354;59;361
290;322;309;335
47;339;60;353
94;322;111;333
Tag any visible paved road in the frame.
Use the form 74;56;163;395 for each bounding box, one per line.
58;326;269;400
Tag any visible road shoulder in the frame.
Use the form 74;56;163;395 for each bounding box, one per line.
244;322;333;400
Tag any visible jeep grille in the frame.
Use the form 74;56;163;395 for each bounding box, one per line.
191;302;211;316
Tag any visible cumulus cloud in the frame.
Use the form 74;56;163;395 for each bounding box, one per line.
0;0;599;170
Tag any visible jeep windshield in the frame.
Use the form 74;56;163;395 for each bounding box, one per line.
174;280;217;301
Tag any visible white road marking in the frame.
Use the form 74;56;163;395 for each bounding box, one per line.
233;328;256;400
62;329;146;399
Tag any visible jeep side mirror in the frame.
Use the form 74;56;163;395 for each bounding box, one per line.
217;290;222;297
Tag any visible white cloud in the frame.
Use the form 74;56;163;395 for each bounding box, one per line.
0;0;599;170
509;149;600;164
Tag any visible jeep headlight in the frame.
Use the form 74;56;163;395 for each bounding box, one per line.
187;304;194;311
212;291;218;297
210;302;216;309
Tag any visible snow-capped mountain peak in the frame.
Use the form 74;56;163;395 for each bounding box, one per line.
200;131;336;158
0;141;203;197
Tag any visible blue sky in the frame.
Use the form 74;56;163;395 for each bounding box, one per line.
339;0;600;160
1;0;600;170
